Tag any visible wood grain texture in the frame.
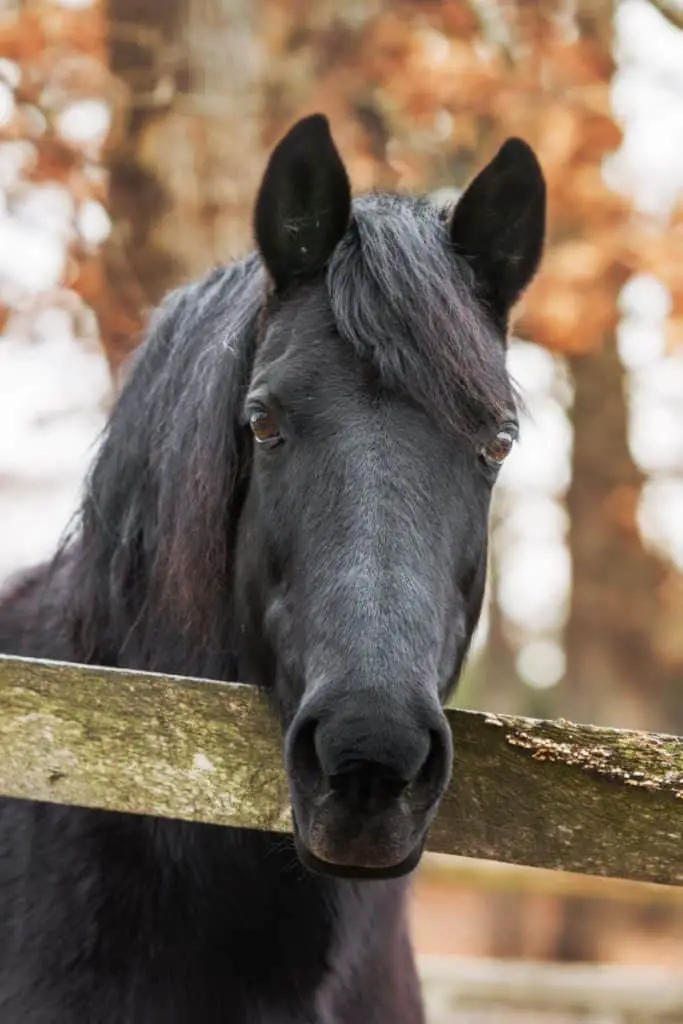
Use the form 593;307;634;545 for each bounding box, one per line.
419;956;683;1021
418;854;683;904
1;654;681;885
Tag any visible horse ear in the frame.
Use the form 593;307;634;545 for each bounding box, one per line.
449;138;546;323
254;114;351;292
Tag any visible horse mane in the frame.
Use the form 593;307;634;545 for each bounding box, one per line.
68;255;265;677
329;194;516;439
60;195;513;676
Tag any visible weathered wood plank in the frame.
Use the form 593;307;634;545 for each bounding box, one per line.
430;708;683;886
0;654;681;885
419;853;683;905
418;956;683;1022
0;655;291;834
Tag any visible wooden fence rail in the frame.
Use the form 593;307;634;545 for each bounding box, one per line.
1;654;682;886
419;956;683;1022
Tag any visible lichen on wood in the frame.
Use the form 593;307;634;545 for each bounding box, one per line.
0;654;681;886
432;710;683;886
0;654;291;834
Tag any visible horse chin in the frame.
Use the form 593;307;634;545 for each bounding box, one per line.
292;825;426;881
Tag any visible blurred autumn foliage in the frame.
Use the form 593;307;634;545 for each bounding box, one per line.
0;0;132;367
262;0;683;355
1;1;682;359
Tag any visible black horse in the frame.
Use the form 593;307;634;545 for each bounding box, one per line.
0;115;545;1022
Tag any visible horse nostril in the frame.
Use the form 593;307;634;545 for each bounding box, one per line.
412;727;451;803
286;696;453;813
287;716;322;793
330;762;408;814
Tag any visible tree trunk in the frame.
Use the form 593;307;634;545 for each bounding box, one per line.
562;339;680;732
101;0;265;366
559;0;678;729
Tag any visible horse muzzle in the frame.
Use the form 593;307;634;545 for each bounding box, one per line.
284;690;453;878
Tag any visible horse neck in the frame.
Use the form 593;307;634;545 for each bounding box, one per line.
128;815;412;1018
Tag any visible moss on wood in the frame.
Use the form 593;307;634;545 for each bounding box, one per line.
432;710;683;886
0;655;291;833
1;655;681;885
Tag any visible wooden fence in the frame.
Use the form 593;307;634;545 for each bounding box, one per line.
1;653;682;886
421;956;683;1022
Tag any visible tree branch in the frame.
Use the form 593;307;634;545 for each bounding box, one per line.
645;0;683;31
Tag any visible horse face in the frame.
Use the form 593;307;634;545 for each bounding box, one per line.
235;116;545;879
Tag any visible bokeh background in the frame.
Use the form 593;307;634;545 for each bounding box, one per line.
1;0;682;1019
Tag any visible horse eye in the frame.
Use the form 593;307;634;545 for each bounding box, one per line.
249;409;283;448
480;428;515;468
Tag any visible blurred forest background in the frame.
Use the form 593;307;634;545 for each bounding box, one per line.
1;0;683;1016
